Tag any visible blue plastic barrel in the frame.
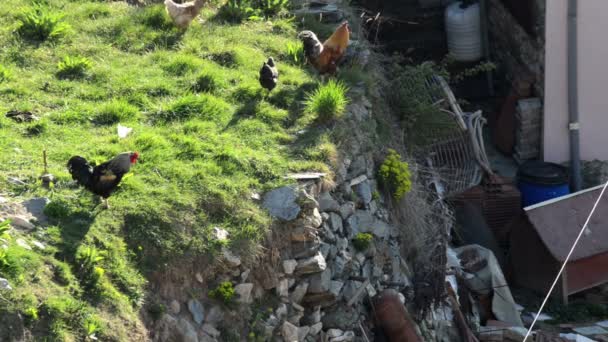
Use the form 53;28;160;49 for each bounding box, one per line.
517;161;570;207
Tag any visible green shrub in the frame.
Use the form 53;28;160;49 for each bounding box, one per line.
209;281;235;304
285;42;304;65
93;100;139;125
44;200;71;219
147;303;166;321
153;94;231;123
352;233;373;251
305;80;349;123
379;149;412;201
17;5;70;42
57;56;92;79
255;0;289;18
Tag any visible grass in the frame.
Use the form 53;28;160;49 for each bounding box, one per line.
305;79;349;123
0;0;342;340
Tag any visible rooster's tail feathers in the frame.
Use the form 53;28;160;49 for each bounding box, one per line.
67;156;93;186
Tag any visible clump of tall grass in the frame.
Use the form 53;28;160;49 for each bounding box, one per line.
304;80;349;123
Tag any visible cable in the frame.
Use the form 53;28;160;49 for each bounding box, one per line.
523;179;608;341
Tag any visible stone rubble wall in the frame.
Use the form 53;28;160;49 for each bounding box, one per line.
487;0;545;98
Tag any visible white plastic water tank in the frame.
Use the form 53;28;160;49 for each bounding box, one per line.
445;1;482;62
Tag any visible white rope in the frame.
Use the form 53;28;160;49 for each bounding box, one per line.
523;179;608;341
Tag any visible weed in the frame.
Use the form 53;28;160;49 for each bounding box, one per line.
76;246;105;290
191;70;228;93
93;100;140;125
216;0;258;23
147;303;166;321
285;42;304;65
44;200;71;219
17;4;70;42
372;190;380;201
23;307;39;324
25;120;47;135
352;232;373;251
305;80;349;123
209;281;235;304
0;249;10;270
379;149;412;201
0;65;11;83
0;219;11;238
57;56;92;79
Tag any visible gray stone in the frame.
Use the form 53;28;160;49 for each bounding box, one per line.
319;242;331;260
9;216;35;230
201;324;220;338
346;210;391;239
308;306;321;325
290;225;317;242
310;322;323;336
348;156;367;178
291;282;309;304
258;264;279;290
341;281;363;303
221;248;241;267
282;259;298;275
321;223;336;243
329;245;338;260
354;180;372;206
15;238;31;250
330;331;355;342
234;283;254;304
204;306;223;324
336;237;348;251
0;278;11;291
240;269;250;282
277;278;289;298
298;326;310;341
276;303;288;320
177;318;199;342
169;300;180;315
288;311;304;326
263;186;301;221
327;329;344;338
31;240;45;250
328;213;343;234
188;299;205;325
211;227;229;242
308;268;332;293
281;321;299;342
339;202;355;220
332;253;350;278
157;315;199;342
322;306;359;330
318;192;340;213
296;252;327;275
329;281;344;297
23;197;50;223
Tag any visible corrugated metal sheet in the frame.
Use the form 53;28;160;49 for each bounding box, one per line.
525;185;608;262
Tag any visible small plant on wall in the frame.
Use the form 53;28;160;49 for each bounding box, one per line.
379;149;412;201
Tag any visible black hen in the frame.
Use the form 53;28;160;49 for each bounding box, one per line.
67;151;139;208
259;57;278;94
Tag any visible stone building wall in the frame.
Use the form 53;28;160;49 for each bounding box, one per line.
487;0;546;98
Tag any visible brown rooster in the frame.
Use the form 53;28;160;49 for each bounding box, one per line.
297;21;350;75
164;0;207;29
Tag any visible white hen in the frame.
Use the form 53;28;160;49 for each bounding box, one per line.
164;0;207;29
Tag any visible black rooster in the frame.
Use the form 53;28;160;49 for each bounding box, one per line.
259;57;278;95
67;151;139;208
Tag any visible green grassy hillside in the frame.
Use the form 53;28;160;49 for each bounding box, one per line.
0;0;352;339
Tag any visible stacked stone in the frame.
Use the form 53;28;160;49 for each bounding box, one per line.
513;98;542;164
